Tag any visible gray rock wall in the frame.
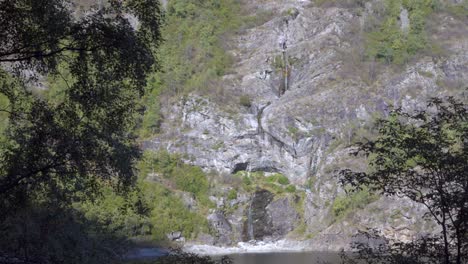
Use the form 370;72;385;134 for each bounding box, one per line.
145;0;468;247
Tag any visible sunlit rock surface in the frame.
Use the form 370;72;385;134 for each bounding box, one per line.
144;0;468;248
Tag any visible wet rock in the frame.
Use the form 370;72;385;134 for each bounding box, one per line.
242;190;300;241
243;189;274;241
267;197;300;237
167;231;183;241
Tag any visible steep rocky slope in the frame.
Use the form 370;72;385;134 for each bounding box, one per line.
144;0;467;250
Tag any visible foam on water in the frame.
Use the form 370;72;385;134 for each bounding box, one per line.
184;240;307;255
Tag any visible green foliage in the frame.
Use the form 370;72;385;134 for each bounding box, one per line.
445;2;468;19
0;73;10;143
314;0;370;8
140;181;209;241
173;165;210;201
332;186;378;219
265;173;290;185
227;189;238;200
285;185;297;193
80;181;209;243
155;0;239;96
212;141;225;150
79;186;152;237
365;0;437;64
235;171;298;195
138;73;164;138
242;174;253;189
136;0;244;138
239;95;252;108
340;97;468;263
287;126;300;140
277;174;291;185
272;55;285;71
239;10;275;29
0;1;162;261
137;150;211;206
0;0;162;205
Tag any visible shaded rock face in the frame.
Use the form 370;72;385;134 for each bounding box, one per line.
243;190;275;241
242;190;299;241
267;196;300;237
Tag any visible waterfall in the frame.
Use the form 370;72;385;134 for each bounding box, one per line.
247;198;254;241
282;45;289;94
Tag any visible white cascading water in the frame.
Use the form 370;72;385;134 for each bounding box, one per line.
184;240;307;256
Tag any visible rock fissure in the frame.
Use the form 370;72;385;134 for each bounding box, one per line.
256;102;271;136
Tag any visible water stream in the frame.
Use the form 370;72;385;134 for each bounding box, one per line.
247;199;254;241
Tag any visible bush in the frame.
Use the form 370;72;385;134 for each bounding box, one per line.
242;175;252;186
314;0;369;8
276;174;290;185
138;74;163;138
332;187;378;219
140;182;209;241
239;95;252;108
173;165;209;198
265;173;289;185
227;189;238;200
152;0;240;97
137;150;211;205
365;0;436;64
237;171;297;194
285;185;296;193
332;196;352;218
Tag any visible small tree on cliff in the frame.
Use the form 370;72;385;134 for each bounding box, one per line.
340;97;468;264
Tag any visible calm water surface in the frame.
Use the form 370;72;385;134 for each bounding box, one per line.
226;252;342;264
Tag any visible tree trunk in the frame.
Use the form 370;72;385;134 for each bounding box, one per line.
442;217;451;264
456;227;461;264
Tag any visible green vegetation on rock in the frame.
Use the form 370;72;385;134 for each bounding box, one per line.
366;0;437;64
80;150;213;243
332;186;378;220
235;171;298;197
138;150;212;207
137;0;241;137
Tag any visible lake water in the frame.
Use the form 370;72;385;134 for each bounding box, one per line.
126;247;345;264
224;252;342;264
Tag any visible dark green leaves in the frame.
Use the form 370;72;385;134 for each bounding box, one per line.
0;0;162;206
340;97;468;263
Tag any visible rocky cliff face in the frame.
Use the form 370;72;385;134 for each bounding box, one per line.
145;0;467;249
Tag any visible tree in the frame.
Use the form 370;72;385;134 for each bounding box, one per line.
0;0;162;262
0;0;161;207
340;97;468;264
